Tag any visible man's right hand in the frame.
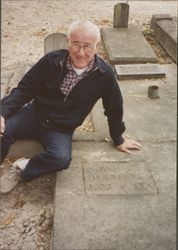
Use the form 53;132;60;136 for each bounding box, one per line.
1;116;5;137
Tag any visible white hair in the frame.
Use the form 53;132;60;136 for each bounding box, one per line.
67;20;101;42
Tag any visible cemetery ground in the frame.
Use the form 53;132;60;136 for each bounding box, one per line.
0;1;177;250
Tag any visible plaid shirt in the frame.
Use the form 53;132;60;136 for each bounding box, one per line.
60;56;95;96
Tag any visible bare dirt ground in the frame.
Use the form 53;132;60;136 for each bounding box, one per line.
0;1;177;250
0;159;55;250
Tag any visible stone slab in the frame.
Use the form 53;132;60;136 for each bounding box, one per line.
101;27;158;64
119;64;177;142
114;64;166;80
150;14;173;30
52;141;176;250
158;18;177;41
83;162;157;196
151;15;177;62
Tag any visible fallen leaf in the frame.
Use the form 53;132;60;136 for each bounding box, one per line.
0;213;16;229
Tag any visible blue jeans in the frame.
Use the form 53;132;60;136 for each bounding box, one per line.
1;104;73;181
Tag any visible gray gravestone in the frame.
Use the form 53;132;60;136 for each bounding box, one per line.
150;15;177;62
44;33;67;54
113;3;129;28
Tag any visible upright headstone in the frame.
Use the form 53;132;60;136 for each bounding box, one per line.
113;3;129;28
44;33;67;54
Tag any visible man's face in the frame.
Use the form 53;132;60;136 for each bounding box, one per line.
68;29;98;69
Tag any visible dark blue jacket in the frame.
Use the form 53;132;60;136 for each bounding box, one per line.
1;50;125;146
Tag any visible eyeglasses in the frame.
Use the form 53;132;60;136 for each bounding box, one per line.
69;43;96;53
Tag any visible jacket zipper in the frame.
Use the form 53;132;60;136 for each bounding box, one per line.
58;61;64;92
62;66;99;102
64;95;68;102
58;62;68;102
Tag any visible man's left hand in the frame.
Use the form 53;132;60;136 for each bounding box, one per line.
116;139;142;154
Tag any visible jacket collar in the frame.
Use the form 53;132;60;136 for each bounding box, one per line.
53;49;107;73
53;49;69;66
95;54;107;73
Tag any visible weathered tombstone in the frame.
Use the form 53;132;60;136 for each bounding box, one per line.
113;3;129;28
150;14;172;30
44;32;67;54
150;15;177;62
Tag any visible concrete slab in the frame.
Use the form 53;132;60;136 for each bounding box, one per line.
151;15;177;62
101;27;158;64
52;63;176;250
158;17;177;42
119;64;177;142
114;64;166;80
52;141;176;250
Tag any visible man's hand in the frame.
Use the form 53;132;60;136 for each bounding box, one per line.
116;139;142;154
0;116;5;137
